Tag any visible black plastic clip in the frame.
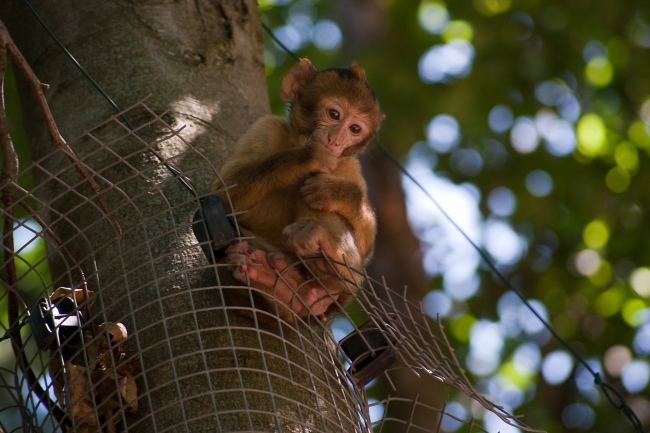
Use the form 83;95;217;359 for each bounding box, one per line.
340;316;398;386
29;297;85;361
192;195;239;263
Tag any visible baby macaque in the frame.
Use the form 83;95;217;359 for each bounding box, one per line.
211;58;383;325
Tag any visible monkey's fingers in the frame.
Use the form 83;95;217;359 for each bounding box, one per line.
298;286;339;317
308;143;338;173
244;257;281;288
226;240;250;255
267;251;289;270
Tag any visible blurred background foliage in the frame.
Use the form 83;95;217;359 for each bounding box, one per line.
260;0;650;432
3;0;650;431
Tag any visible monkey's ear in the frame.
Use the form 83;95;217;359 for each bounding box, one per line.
348;61;367;81
280;58;318;103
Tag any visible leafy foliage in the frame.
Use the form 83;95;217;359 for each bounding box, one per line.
262;0;650;431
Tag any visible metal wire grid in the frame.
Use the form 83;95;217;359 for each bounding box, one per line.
0;99;540;432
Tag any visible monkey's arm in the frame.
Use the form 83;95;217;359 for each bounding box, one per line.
299;159;376;261
212;117;337;206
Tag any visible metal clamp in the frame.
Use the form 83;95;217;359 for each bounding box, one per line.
192;194;239;263
340;316;398;386
29;297;85;361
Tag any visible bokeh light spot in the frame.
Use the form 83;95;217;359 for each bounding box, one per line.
518;299;549;335
582;40;608;63
622;299;647;327
312;20;342;51
469;321;503;376
419;41;475;83
451;313;477;343
510;117;539;153
488;105;513;133
368;399;385;423
583;219;609;249
595;286;624;317
525;170;553;197
535;80;566;106
628;120;650;148
418;1;450;34
630;19;650;48
630;267;650;297
557;94;581;122
621;360;650;393
440;401;467;432
562;403;595;430
273;25;303;52
585;56;614;87
615;141;639;172
442;20;474;42
423;289;453;318
633;324;650;356
535;109;576;156
576;114;607;157
640;98;650;124
427;114;461;152
13;219;43;254
450;148;483;176
330;317;354;342
511;12;534;41
487;186;516;216
575;249;601;276
484;219;525;266
604;345;632;378
588;260;612;286
513;343;541;376
542;350;574;385
473;0;511;16
605;167;630;193
263;49;277;74
258;0;291;9
575;358;601;394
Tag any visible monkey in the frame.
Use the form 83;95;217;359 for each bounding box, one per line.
211;58;383;325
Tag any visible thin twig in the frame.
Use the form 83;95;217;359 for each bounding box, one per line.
0;41;68;425
0;19;122;238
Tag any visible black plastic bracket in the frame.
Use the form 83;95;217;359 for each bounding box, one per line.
340;316;398;387
29;297;85;361
192;194;240;263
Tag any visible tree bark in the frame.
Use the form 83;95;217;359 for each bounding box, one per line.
2;1;362;431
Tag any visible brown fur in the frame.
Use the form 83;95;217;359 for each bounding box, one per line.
211;58;382;325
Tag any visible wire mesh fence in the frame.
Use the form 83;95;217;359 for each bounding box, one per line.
0;99;541;432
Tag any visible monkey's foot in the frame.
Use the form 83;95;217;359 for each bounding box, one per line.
227;242;338;320
292;285;339;319
227;241;290;289
227;242;303;307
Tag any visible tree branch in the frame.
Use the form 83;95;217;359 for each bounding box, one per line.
0;40;68;427
0;19;122;239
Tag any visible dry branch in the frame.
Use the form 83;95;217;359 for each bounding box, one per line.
0;40;68;425
0;18;122;238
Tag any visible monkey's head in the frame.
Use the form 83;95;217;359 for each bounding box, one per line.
280;58;384;157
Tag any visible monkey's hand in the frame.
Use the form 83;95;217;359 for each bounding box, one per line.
283;220;347;275
300;174;361;213
307;143;338;174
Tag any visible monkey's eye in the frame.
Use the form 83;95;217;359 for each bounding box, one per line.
328;109;340;120
350;124;362;134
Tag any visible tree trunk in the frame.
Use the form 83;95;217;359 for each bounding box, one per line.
2;1;362;431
